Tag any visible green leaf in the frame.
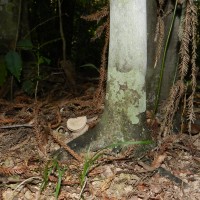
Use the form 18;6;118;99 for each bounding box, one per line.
38;56;51;65
17;39;33;50
55;166;65;199
5;51;22;81
22;80;34;95
0;58;7;86
40;161;52;192
80;140;152;193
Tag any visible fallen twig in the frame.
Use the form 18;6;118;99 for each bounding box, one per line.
0;124;33;129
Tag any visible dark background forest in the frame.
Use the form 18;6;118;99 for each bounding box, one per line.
20;0;200;96
27;0;106;68
0;0;200;98
23;0;108;96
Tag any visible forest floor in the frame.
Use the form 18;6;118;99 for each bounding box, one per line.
0;76;200;200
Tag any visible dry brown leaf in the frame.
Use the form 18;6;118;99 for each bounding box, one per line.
151;154;167;169
100;175;115;192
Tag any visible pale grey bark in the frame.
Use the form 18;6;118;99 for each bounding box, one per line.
107;0;147;125
70;0;148;150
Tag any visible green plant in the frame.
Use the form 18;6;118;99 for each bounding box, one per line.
19;38;62;98
33;44;51;100
79;140;152;198
0;38;51;98
17;39;52;98
158;0;198;135
0;12;62;98
17;39;59;98
154;0;178;114
5;50;23;82
41;158;66;200
2;39;33;85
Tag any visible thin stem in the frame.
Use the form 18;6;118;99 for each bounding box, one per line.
34;45;40;102
79;177;88;200
10;0;22;101
14;0;22;49
10;76;14;101
58;0;66;61
23;15;63;39
154;0;178;114
39;37;62;49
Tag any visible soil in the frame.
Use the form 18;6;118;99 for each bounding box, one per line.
0;80;199;200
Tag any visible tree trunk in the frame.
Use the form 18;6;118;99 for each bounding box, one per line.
61;0;76;58
0;0;20;54
146;0;180;110
99;0;147;143
69;0;148;150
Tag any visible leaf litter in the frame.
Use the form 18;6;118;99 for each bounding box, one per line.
0;80;200;200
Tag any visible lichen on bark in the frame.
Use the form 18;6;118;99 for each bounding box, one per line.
107;66;146;125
